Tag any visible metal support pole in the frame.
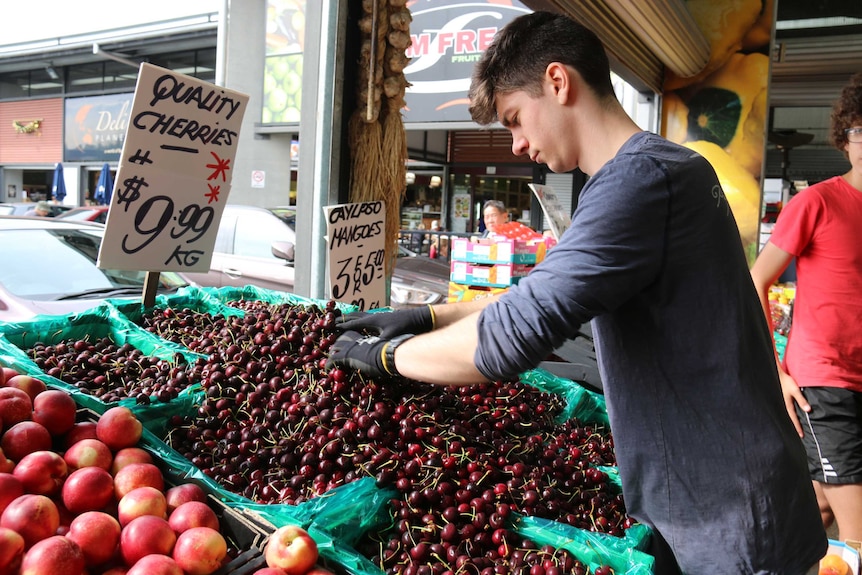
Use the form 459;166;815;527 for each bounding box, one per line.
294;0;350;300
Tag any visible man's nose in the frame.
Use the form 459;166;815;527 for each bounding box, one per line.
511;133;528;157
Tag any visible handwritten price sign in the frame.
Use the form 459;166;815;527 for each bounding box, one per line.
325;201;387;311
98;63;249;272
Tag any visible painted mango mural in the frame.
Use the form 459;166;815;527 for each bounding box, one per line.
661;0;774;262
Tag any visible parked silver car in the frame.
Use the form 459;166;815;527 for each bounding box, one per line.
0;216;189;322
181;205;450;308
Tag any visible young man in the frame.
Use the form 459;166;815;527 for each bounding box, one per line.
751;73;862;543
329;12;826;574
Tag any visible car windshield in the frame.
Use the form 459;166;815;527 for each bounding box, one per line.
2;228;187;299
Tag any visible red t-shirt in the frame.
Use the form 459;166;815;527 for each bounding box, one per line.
770;176;862;390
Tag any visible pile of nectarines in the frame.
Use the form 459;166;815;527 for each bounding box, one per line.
0;366;233;575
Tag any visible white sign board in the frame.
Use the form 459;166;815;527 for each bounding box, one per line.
528;183;571;240
98;63;249;272
325;201;387;311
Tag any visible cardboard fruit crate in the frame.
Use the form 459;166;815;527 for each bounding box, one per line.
211;495;271;575
451;236;550;265
447;281;508;303
450;260;533;288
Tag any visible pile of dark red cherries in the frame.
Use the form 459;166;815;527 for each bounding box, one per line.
38;299;632;575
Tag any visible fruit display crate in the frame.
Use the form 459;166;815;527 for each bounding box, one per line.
0;304;207;411
451;236;551;265
450;260;533;288
72;405;276;575
199;284;358;314
108;286;246;326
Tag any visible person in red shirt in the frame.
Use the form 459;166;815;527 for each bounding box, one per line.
751;72;862;541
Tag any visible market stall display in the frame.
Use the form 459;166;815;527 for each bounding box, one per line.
0;286;654;575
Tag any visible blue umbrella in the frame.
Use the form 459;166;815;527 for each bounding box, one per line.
51;162;66;202
94;163;114;205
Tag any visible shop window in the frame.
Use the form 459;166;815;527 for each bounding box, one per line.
103;61;139;92
68;62;106;94
0;71;30;100
0;69;62;100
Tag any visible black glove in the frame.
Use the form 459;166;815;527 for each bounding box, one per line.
336;305;435;339
325;330;414;379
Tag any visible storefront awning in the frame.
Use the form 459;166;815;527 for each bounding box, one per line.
521;0;710;94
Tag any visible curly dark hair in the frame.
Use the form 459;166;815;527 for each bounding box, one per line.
829;72;862;153
468;12;615;126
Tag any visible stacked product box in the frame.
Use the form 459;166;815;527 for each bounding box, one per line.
448;223;556;302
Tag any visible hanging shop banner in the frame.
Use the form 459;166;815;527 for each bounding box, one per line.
660;0;773;262
262;0;306;123
98;63;249;272
403;0;530;124
64;93;134;162
325;201;387;311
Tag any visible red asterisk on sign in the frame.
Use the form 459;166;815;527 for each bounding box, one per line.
204;183;220;204
206;151;231;182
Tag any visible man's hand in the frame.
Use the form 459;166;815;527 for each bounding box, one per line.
325;330;413;379
336;306;435;339
779;370;809;437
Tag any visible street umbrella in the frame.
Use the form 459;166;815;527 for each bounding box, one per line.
51;162;66;202
94;163;114;205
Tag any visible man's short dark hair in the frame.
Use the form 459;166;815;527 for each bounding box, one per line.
469;11;615;126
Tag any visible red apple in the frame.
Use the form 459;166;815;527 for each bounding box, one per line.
31;390;76;437
172;526;227;575
306;568;336;575
63;438;113;471
0;494;59;549
168;501;219;534
13;450;67;496
165;482;207;513
110;447;153;476
0;526;25;575
0;449;13;474
0;369;16;384
264;524;319;575
96;407;142;451
61;422;98;449
252;569;288;575
62;466;115;514
118;486;167;526
66;511;121;567
1;421;52;462
0;474;23;516
119;515;176;566
19;535;84;575
113;462;164;500
126;553;183;575
2;375;46;403
0;388;32;431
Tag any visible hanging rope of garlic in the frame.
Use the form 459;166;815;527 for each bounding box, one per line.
349;0;412;283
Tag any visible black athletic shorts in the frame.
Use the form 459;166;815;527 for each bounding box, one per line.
796;386;862;484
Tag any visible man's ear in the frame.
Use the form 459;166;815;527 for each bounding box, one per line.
545;62;572;102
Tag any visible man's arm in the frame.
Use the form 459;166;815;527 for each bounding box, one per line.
393;309;488;385
429;295;499;328
749;241;809;436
